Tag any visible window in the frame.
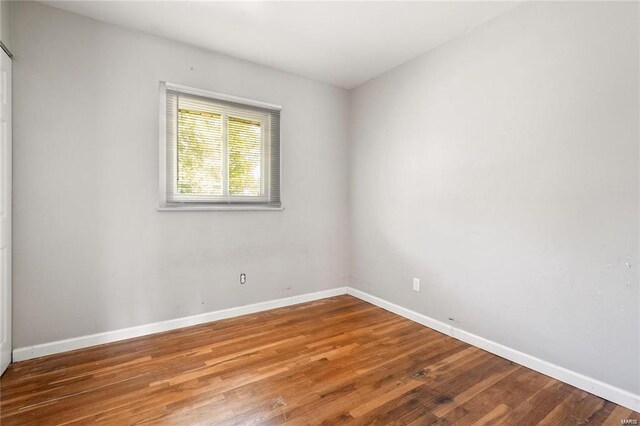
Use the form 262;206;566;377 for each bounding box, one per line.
159;82;281;210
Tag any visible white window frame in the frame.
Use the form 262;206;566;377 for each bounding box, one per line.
159;82;283;211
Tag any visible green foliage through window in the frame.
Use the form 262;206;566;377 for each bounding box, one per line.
177;110;262;197
177;109;223;195
229;117;261;196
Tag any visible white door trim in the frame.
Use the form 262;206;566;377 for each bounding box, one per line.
0;47;12;376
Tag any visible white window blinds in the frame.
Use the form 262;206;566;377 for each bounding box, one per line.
160;82;281;209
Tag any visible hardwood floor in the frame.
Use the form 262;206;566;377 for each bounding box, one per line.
0;295;637;425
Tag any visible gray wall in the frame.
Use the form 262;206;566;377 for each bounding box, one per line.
0;0;13;52
349;1;639;394
12;1;349;347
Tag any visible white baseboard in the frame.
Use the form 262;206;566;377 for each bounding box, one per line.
12;287;348;362
12;286;639;412
346;287;640;413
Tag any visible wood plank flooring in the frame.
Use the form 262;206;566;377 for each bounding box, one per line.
0;295;637;425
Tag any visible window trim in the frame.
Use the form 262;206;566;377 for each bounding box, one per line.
158;81;283;211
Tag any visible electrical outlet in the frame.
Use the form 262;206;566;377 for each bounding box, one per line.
413;277;420;292
240;273;246;285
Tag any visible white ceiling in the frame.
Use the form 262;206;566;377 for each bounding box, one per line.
42;1;522;89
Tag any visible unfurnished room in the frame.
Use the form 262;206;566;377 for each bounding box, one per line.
0;0;638;424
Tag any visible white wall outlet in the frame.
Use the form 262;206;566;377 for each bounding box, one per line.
413;277;420;292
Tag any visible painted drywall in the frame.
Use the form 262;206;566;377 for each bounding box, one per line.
12;1;349;347
349;1;639;395
0;0;13;52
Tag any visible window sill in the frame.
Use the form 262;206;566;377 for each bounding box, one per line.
158;205;284;212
